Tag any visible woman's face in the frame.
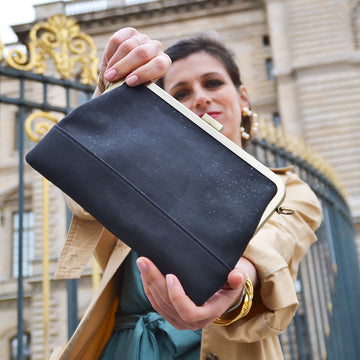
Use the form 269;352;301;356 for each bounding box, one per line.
163;52;250;146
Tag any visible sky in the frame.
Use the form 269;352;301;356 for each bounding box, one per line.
0;0;56;44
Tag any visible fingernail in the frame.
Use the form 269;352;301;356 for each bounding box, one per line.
126;74;139;87
136;258;148;273
166;274;175;290
104;69;117;81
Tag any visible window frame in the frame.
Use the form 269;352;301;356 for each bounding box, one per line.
12;209;35;278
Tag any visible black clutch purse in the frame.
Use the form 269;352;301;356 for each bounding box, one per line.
26;81;285;306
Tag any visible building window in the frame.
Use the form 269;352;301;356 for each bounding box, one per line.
263;34;270;47
273;112;281;127
266;58;274;81
12;211;34;278
10;333;31;360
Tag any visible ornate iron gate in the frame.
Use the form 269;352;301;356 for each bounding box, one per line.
1;14;359;360
0;15;97;359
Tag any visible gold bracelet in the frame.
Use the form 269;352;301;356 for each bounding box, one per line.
213;275;254;326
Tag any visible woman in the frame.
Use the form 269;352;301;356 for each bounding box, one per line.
50;28;322;360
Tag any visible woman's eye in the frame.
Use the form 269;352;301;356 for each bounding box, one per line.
206;79;224;89
173;89;189;101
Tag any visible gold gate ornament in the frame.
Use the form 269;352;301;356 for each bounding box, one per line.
5;14;98;85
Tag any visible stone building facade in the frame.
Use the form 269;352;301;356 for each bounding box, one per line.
0;0;359;358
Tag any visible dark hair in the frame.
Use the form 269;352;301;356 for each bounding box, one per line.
156;33;242;89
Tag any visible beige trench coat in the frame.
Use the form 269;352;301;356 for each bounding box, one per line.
49;169;322;360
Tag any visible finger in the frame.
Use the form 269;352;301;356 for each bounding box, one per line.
136;257;166;290
142;279;170;314
137;258;189;329
226;267;245;290
97;27;144;87
166;274;212;325
125;53;171;86
166;274;244;329
165;273;239;322
136;257;175;313
104;42;168;85
101;27;138;69
96;31;131;92
140;271;175;316
142;279;187;329
165;273;233;321
164;275;210;329
106;33;151;70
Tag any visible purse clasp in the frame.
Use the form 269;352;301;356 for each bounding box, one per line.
201;113;223;132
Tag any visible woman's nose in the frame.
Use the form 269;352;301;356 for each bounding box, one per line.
193;88;211;109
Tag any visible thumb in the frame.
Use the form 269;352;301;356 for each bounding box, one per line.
226;266;246;290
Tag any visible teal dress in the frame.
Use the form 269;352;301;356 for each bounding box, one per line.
98;251;202;359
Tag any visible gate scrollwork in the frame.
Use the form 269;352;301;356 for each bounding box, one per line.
25;111;59;143
4;14;98;85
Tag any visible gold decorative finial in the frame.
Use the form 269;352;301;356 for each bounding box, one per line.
25;111;59;143
0;38;4;61
253;117;346;200
6;15;98;85
294;138;307;159
276;126;286;149
258;117;267;140
284;132;294;154
267;121;277;144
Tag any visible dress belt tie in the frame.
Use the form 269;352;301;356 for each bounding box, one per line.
114;312;201;359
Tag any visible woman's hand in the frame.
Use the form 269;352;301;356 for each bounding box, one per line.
95;27;171;96
136;256;258;330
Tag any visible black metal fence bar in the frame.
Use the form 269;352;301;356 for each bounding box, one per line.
0;66;93;90
16;77;26;360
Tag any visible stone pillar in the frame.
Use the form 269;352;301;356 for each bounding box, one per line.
263;0;303;138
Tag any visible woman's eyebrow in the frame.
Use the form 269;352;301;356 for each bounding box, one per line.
170;81;188;92
201;72;220;78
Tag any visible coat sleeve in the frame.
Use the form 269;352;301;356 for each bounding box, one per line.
210;171;322;342
55;196;119;278
65;195;96;220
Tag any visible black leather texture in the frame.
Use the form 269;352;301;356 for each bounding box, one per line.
26;83;278;305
